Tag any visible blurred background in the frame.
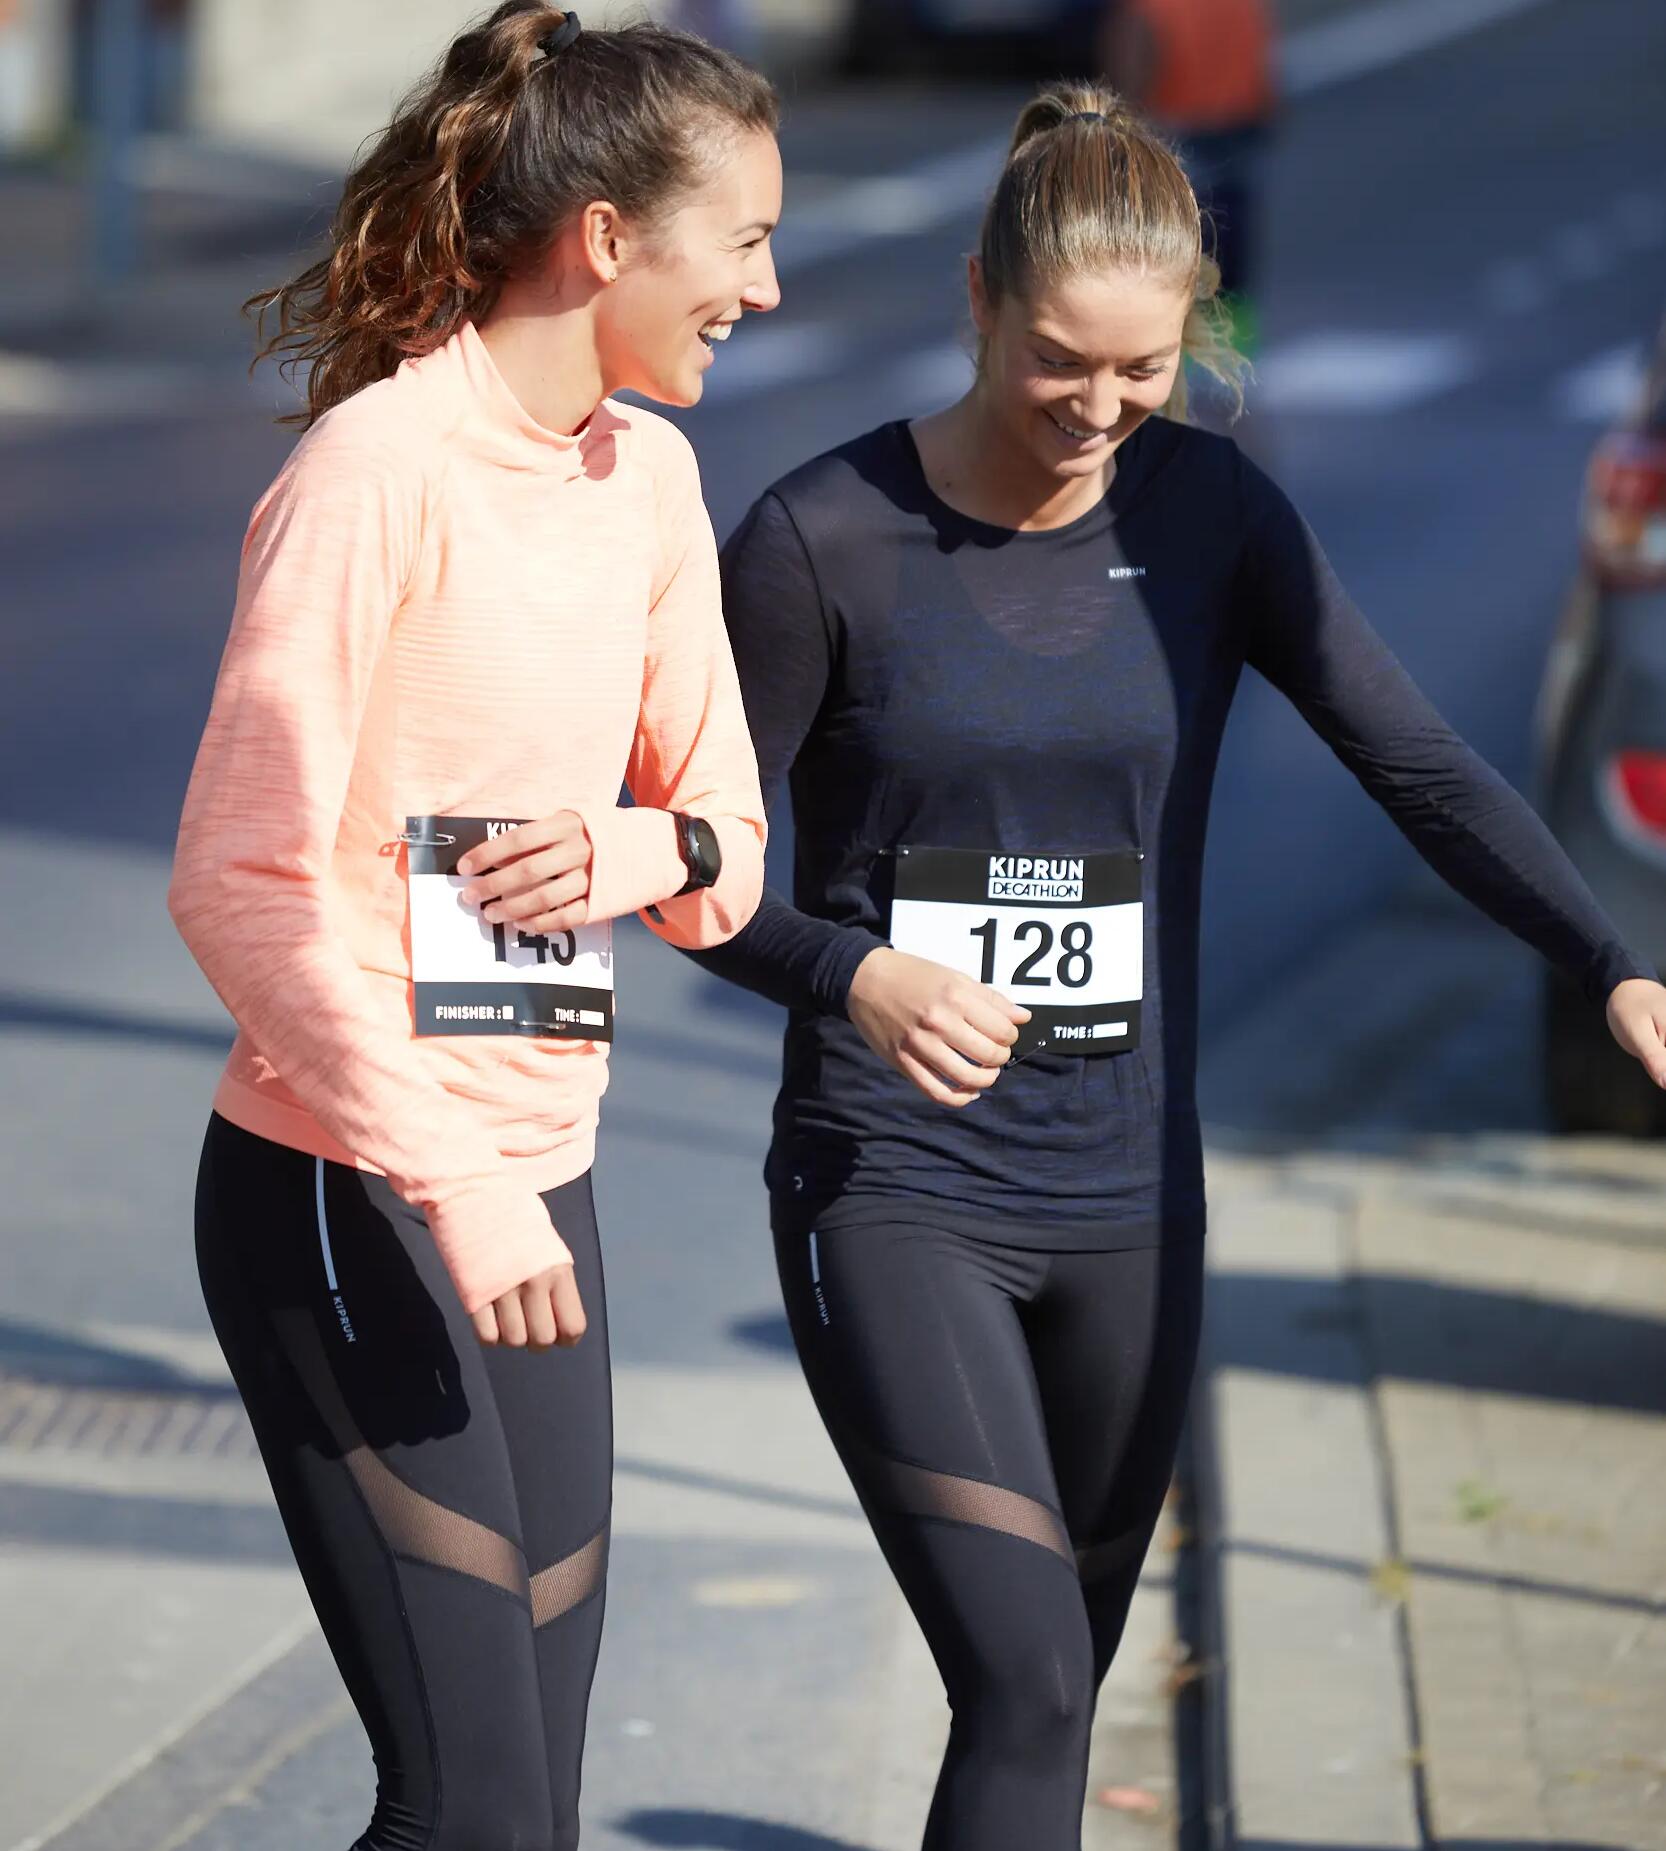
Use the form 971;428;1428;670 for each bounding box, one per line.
3;4;1665;1850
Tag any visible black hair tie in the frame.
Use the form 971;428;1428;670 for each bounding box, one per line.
1063;110;1107;125
538;12;581;56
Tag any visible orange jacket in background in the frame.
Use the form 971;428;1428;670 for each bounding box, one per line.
1123;0;1277;133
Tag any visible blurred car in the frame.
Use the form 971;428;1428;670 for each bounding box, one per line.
839;0;1105;77
1537;308;1666;1134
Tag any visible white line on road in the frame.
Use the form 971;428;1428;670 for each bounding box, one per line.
1253;332;1477;412
1282;0;1560;97
1555;342;1647;424
772;137;1007;278
698;320;857;404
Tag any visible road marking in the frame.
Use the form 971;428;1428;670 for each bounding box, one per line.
1555;342;1647;424
1282;0;1560;96
690;1573;822;1608
699;319;855;404
755;136;1007;279
1253;332;1476;412
0;352;206;418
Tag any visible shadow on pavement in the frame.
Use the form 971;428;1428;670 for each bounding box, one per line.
0;1316;234;1393
744;1267;1666;1421
613;1811;864;1851
729;1311;794;1355
0;991;232;1057
1210;1270;1666;1418
0;1480;290;1563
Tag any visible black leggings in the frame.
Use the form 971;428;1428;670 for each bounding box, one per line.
196;1114;612;1851
774;1213;1205;1851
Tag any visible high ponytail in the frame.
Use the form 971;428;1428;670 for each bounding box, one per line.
980;81;1247;418
248;3;778;427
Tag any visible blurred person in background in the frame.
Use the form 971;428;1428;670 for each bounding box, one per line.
689;81;1666;1851
71;0;192;132
1101;0;1277;355
168;6;776;1847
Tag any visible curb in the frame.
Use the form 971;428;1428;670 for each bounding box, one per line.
1179;1324;1235;1851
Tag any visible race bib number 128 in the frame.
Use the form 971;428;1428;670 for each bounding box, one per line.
406;815;614;1041
888;846;1142;1058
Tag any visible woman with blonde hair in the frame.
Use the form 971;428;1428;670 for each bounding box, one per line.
692;84;1666;1848
170;6;778;1845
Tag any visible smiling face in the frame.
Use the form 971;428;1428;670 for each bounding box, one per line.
597;126;783;408
971;260;1192;483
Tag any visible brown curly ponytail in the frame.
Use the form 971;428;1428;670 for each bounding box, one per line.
248;4;778;427
980;82;1246;417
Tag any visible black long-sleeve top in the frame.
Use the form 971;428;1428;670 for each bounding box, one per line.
685;416;1648;1247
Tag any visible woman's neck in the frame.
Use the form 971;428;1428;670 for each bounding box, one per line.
475;283;608;439
911;389;1117;533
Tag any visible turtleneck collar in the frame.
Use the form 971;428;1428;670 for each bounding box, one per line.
411;319;623;480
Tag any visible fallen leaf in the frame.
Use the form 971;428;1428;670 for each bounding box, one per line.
1455;1479;1508;1524
1368;1557;1412;1605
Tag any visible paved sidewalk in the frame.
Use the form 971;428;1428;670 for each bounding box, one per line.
1200;1148;1666;1849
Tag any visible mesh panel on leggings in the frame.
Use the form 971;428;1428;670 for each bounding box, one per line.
1075;1527;1144;1585
530;1523;608;1628
275;1311;529;1605
849;1433;1074;1565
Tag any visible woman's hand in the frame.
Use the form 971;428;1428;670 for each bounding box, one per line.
1606;977;1666;1089
847;947;1030;1108
456;812;592;936
472;1259;587;1350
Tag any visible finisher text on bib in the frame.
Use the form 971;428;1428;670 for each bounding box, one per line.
888;847;1142;1058
406;815;614;1042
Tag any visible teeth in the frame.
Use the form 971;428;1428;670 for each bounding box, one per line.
700;321;733;343
1050;412;1099;441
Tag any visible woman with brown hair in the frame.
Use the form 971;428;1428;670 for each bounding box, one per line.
691;83;1666;1849
169;7;777;1846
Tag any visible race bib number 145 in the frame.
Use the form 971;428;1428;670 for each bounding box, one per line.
406;815;614;1041
888;846;1142;1058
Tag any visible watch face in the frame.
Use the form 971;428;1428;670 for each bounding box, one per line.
678;814;722;890
690;817;721;885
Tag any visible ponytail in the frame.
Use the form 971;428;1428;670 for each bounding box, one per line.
248;3;778;427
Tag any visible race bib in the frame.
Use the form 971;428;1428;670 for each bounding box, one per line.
888;847;1142;1058
406;815;614;1041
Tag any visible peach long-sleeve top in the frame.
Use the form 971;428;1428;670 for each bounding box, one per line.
170;320;765;1313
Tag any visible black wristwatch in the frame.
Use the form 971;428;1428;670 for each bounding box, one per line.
672;812;722;896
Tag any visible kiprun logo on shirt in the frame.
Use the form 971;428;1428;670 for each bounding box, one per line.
1108;566;1147;580
987;856;1085;903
